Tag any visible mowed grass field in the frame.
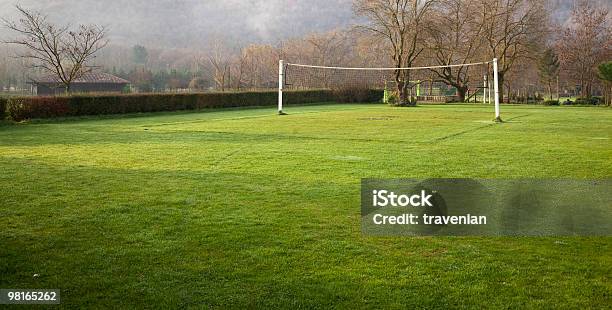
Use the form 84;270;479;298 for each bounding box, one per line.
1;104;611;308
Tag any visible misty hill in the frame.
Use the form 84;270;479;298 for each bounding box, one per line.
552;0;611;24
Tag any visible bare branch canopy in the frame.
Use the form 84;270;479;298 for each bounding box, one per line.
2;5;108;92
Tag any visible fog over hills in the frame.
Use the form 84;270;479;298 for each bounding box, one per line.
0;0;610;48
548;0;611;24
0;0;356;47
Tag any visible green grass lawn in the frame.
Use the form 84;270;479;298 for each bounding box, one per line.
1;104;610;308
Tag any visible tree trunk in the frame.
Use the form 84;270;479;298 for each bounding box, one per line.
397;81;415;106
395;69;403;104
497;72;506;103
395;70;416;106
396;80;405;104
429;77;433;96
456;86;467;102
404;81;415;106
505;84;511;104
586;83;592;98
557;76;560;101
548;81;552;100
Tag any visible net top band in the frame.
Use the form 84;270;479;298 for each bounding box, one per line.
285;61;491;71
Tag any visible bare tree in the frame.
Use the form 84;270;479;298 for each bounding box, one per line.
0;53;8;90
2;5;108;92
351;35;391;68
282;37;318;66
427;0;485;102
306;31;351;67
203;39;234;91
505;57;540;102
479;0;548;102
557;0;611;98
306;31;352;87
231;49;246;90
354;0;438;106
235;44;279;89
538;48;560;100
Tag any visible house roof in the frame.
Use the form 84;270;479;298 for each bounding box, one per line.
31;72;130;84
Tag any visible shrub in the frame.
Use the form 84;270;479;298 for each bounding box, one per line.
0;97;7;120
535;94;544;101
5;90;341;121
445;96;461;103
387;93;398;105
295;89;347;104
574;97;600;105
543;100;560;106
389;95;418;107
332;85;383;103
7;96;71;121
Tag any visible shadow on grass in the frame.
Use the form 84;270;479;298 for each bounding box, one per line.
1;160;610;307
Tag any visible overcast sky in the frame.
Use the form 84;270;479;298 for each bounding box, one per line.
0;0;356;47
0;0;609;48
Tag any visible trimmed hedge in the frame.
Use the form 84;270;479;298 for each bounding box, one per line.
574;97;601;105
0;97;6;120
543;100;560;106
5;90;379;121
332;87;383;103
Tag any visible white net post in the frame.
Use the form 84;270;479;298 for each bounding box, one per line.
493;58;501;122
278;60;284;115
488;79;492;104
483;74;488;104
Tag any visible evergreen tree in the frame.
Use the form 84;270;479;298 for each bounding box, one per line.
132;45;149;66
598;62;612;106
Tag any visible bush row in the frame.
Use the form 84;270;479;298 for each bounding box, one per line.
546;97;604;106
573;97;602;105
1;90;381;121
542;100;560;106
0;97;6;120
332;87;384;103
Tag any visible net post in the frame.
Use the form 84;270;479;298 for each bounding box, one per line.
489;79;492;104
483;74;487;104
493;58;502;122
278;60;285;115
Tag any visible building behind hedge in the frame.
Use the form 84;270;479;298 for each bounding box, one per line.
30;72;130;96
